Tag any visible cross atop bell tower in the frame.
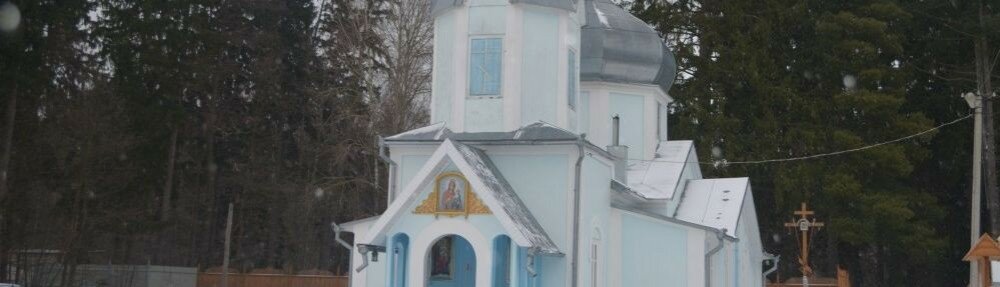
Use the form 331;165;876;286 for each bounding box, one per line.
784;202;824;281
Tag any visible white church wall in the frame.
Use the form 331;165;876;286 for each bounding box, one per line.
609;92;645;158
735;189;763;287
490;152;571;286
578;156;613;287
383;162;516;287
431;11;456;124
500;3;523;131
687;230;707;287
580;82;672;160
577;91;590;133
519;8;560;127
464;3;506;132
465;98;505;132
619;211;691;287
706;239;728;287
400;155;432;194
430;0;581;133
608;210;622;287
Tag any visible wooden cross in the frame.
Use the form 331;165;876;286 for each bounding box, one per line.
784;202;824;277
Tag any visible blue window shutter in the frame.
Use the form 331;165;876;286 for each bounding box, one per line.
470;38;502;96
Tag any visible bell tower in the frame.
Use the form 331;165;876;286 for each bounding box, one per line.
429;0;583;133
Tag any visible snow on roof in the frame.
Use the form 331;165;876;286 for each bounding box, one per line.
361;139;561;255
625;140;694;199
386;121;578;142
451;141;561;254
674;177;750;238
385;122;450;140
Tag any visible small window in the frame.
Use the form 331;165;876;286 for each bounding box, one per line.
470;38;503;96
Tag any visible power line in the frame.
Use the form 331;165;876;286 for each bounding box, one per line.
636;113;973;166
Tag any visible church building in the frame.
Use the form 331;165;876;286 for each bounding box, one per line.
337;0;765;286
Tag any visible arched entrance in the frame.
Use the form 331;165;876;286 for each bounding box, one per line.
427;235;476;287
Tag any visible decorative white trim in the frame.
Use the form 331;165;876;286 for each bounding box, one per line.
362;139;553;251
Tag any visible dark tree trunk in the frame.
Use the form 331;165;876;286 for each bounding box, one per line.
0;87;15;283
162;128;179;220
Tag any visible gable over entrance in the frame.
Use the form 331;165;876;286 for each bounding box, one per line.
361;139;562;255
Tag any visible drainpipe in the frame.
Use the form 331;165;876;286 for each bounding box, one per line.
705;229;727;287
331;222;354;287
526;247;539;277
761;253;780;286
355;245;371;272
378;136;399;204
570;134;587;286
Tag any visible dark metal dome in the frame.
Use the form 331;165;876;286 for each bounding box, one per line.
581;0;677;92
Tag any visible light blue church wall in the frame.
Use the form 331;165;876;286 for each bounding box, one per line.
469;0;507;6
621;212;689;287
432;13;456;124
490;154;569;287
578;91;590;134
520;9;559;125
400;155;432;195
578;157;612;287
468;5;505;34
464;4;506;132
609;93;644;159
465;98;504;132
383;162;513;287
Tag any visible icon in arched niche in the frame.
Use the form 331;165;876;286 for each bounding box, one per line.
414;172;491;217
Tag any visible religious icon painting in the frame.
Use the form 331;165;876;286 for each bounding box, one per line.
437;173;467;213
413;172;490;216
429;236;453;280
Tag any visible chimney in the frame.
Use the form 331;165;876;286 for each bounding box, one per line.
607;115;628;182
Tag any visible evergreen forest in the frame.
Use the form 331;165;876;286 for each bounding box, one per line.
0;0;997;286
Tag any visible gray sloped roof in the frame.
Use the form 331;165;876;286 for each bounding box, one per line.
386;121;579;142
360;139;561;255
451;141;561;254
431;0;577;16
674;177;750;238
625;140;696;199
581;0;677;92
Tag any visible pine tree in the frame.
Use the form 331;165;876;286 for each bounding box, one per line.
631;0;946;285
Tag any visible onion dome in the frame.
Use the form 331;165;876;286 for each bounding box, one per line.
581;0;677;92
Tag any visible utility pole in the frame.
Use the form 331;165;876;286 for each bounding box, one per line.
965;92;984;287
221;203;234;287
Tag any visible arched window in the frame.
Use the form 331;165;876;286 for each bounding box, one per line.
391;233;409;287
493;235;512;287
590;230;600;286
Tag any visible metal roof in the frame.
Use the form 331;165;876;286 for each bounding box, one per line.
385;121;579;142
673;177;750;238
581;0;677;92
625;140;696;199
